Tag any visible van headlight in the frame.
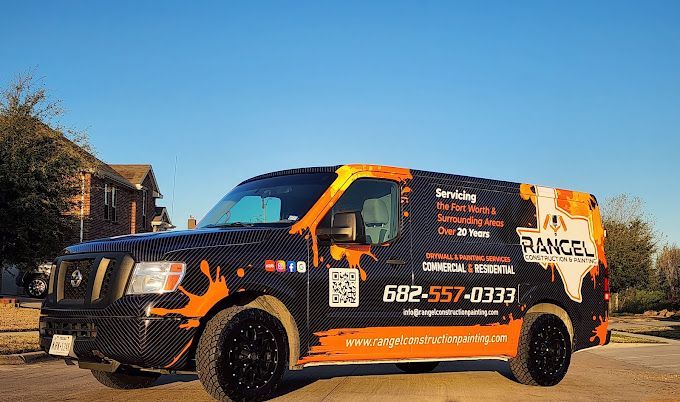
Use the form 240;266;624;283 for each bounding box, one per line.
127;261;186;295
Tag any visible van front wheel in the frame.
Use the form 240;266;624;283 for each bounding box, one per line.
196;306;288;401
509;312;571;386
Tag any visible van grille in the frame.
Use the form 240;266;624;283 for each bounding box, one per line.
98;259;116;300
53;253;132;307
62;259;93;300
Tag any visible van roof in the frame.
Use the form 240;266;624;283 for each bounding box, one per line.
239;164;595;200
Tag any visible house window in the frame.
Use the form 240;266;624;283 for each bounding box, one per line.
104;184;109;220
111;187;117;222
142;189;147;228
104;185;117;222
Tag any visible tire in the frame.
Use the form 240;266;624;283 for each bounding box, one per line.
395;361;439;373
91;366;161;389
196;307;288;402
25;274;49;299
509;312;572;386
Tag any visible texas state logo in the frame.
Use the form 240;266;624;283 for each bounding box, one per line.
516;186;599;303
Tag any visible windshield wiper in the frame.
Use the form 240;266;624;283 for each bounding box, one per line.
204;222;254;228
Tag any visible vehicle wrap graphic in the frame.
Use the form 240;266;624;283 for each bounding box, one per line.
299;315;523;363
149;260;230;367
516;185;601;303
290;164;412;281
38;164;609;372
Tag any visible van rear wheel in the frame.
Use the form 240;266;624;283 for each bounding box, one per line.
395;361;439;373
196;306;288;401
510;312;571;386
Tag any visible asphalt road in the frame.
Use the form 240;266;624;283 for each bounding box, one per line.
1;343;679;402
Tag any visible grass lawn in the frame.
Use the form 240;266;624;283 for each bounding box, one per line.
0;307;40;332
611;332;665;344
0;331;41;354
611;322;680;340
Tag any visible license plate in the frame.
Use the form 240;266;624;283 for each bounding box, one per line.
49;334;74;357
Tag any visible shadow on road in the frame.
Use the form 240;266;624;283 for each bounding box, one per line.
154;374;198;386
273;359;514;398
147;359;514;396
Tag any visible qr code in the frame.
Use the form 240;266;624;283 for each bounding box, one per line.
329;268;359;307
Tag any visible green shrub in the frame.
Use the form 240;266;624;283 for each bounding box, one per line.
618;288;667;313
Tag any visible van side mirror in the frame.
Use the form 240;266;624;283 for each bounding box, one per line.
317;211;365;243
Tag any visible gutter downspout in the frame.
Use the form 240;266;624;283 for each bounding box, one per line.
80;171;85;243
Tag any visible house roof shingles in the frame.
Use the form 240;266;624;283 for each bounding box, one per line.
109;164;162;198
109;164;152;186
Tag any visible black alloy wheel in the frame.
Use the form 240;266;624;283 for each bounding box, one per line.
509;313;572;386
197;306;288;401
527;315;570;385
223;319;280;391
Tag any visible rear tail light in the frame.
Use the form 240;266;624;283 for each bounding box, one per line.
603;264;610;302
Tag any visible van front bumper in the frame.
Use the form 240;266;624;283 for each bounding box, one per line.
39;312;196;370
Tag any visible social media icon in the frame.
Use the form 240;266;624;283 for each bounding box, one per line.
297;261;307;273
265;260;275;272
276;260;286;272
287;261;296;273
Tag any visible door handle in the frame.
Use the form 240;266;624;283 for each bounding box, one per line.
386;259;406;266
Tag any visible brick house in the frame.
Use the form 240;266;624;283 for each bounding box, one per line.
152;206;175;232
1;147;174;296
77;163;169;242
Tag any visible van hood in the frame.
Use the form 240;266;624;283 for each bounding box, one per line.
64;227;275;261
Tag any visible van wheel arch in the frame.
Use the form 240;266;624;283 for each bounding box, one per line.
194;292;301;370
524;302;574;346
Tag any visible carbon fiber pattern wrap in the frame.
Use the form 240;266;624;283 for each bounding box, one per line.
40;165;608;372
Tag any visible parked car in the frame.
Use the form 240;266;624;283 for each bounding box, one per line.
16;262;53;299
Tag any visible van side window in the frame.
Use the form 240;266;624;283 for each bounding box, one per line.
322;179;399;244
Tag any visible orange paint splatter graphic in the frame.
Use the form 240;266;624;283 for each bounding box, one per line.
589;314;608;345
299;316;523;364
150;260;230;369
401;186;412;204
236;267;245;278
548;263;555;282
164;340;193;368
519;183;536;203
589;265;599;288
150;260;230;319
555;189;607;269
290;164;412;279
330;244;377;281
179;319;200;329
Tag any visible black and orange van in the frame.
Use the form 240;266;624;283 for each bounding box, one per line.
40;164;610;401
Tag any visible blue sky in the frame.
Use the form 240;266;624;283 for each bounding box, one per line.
2;1;679;243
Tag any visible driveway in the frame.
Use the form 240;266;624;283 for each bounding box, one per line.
1;344;678;402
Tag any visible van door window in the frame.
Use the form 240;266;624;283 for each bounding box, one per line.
323;179;399;244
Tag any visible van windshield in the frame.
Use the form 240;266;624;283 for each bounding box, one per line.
198;172;337;228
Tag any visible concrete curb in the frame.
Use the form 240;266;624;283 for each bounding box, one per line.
0;351;55;365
